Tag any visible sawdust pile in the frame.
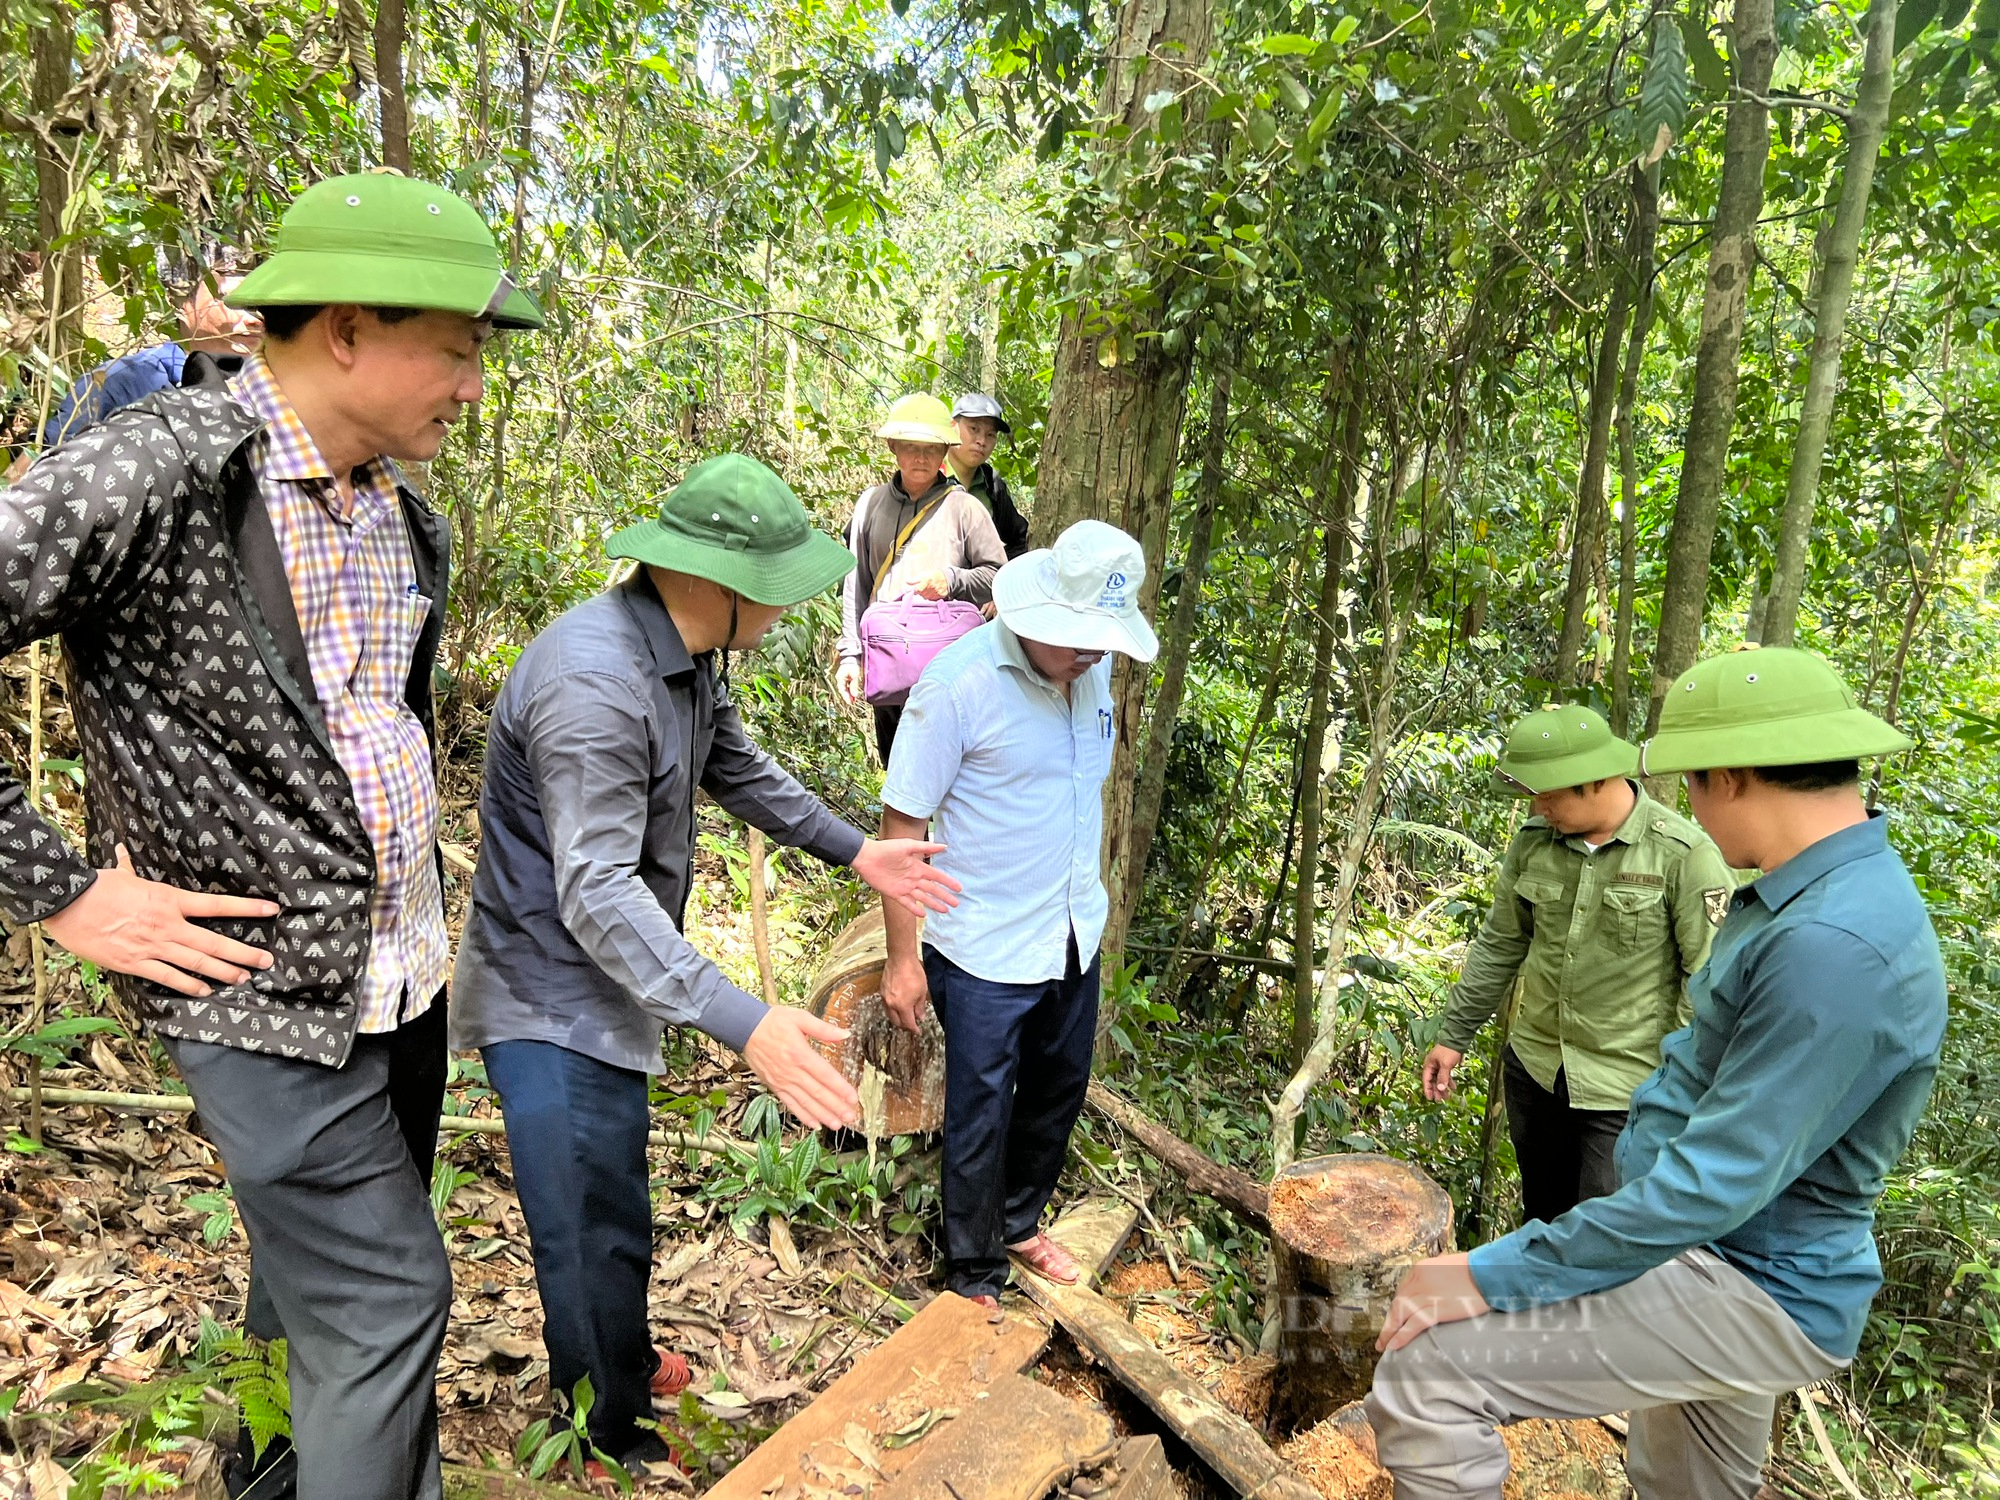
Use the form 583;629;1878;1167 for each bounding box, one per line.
1280;1416;1392;1500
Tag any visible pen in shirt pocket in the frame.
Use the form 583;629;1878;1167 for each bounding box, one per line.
1099;708;1113;740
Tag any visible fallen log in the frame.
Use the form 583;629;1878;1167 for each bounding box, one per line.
1085;1081;1270;1233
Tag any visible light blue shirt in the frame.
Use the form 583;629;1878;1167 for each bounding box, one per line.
881;623;1113;984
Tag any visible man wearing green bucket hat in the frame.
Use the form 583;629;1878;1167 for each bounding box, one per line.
1;171;540;1500
451;453;963;1474
1421;704;1732;1225
1369;647;1947;1500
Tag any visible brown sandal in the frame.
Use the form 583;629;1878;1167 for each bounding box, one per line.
1009;1233;1082;1284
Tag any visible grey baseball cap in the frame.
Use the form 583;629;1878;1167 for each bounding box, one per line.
951;392;1011;434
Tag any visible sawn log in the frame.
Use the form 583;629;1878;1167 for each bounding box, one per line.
1085;1081;1271;1233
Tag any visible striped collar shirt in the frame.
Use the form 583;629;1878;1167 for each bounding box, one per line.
229;355;446;1032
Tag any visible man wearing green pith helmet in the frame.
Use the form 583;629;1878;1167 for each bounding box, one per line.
1421;705;1732;1225
1370;648;1947;1500
0;172;541;1499
451;454;963;1476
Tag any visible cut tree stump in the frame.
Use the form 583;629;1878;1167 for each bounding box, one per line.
1268;1154;1452;1430
1084;1081;1271;1233
807;908;945;1136
705;1293;1047;1500
877;1371;1119;1500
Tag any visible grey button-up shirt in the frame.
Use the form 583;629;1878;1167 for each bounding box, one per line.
450;573;867;1072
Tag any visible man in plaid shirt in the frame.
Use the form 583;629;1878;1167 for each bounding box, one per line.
0;173;541;1500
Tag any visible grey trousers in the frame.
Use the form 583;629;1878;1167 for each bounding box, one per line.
1366;1249;1847;1500
165;1023;451;1500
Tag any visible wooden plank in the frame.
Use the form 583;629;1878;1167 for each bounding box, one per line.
1029;1278;1319;1500
1101;1435;1174;1500
877;1373;1119;1500
1085;1082;1271;1233
706;1293;1049;1500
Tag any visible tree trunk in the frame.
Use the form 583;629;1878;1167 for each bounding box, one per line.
1609;163;1662;740
1644;0;1779;739
31;0;83;372
1037;0;1213;1005
1758;0;1898;650
1113;335;1235;953
1084;1081;1270;1231
1290;391;1364;1069
1550;276;1633;688
375;0;413;172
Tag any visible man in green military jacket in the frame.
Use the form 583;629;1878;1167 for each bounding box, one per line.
1422;704;1734;1224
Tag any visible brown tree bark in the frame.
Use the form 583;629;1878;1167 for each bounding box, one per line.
1111;335;1235;953
1550;275;1633;688
1290;388;1364;1069
31;0;84;371
1644;0;1779;739
375;0;414;172
1759;0;1899;649
1610;163;1662;739
1036;0;1214;1000
1083;1081;1270;1231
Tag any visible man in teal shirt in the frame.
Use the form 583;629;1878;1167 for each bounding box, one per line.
1368;648;1947;1500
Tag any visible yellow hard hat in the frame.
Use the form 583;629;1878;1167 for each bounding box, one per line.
876;394;956;447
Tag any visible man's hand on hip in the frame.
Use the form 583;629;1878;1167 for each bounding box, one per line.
852;837;961;917
42;845;281;997
1376;1252;1491;1353
881;955;930;1034
742;1008;861;1130
1422;1044;1464;1101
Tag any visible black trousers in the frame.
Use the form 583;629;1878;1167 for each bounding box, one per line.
873;704;903;764
166;996;451;1500
1501;1046;1628;1227
482;1040;661;1463
925;939;1099;1297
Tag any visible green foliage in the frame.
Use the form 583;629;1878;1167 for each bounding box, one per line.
514;1376;631;1490
1;1015;120;1068
183;1187;236;1247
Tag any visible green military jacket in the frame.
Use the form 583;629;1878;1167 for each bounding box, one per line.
1437;784;1735;1111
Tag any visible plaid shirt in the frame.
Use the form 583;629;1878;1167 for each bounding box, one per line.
229;357;446;1031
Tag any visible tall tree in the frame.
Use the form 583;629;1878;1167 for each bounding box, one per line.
1610;162;1663;738
1036;0;1215;980
30;0;82;370
1645;0;1780;736
375;0;414;172
1759;0;1900;648
1112;332;1236;956
1551;266;1635;687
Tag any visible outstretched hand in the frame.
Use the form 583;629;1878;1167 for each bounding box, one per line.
43;845;281;997
1375;1252;1490;1354
741;1008;860;1130
852;837;961;918
1421;1044;1463;1101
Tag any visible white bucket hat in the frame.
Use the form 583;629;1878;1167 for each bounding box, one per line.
992;519;1160;660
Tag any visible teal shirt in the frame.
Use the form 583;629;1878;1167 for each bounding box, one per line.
1466;813;1946;1358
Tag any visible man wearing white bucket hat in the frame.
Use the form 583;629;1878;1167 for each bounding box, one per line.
876;519;1158;1302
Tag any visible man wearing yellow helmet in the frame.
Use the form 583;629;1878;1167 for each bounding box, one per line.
835;394;1007;760
1368;648;1946;1500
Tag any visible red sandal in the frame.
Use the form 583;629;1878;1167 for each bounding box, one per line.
1009;1233;1082;1284
651;1347;692;1401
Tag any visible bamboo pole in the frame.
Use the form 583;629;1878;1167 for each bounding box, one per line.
748;827;780;1007
27;639;48;1145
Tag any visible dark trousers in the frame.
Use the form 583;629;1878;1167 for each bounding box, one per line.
874;704;903;764
165;997;451;1500
1502;1046;1627;1227
483;1040;660;1462
925;939;1099;1297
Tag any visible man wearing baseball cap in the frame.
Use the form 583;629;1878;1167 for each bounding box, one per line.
0;171;541;1499
877;519;1159;1302
1369;647;1946;1500
1420;704;1731;1225
451;454;962;1473
947;392;1030;559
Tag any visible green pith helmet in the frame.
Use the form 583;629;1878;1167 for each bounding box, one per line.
606;454;854;606
876;394;957;446
228;172;544;330
1640;646;1913;775
1493;704;1639;796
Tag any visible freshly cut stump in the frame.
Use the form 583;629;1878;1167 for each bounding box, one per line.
1270;1153;1453;1428
806;907;946;1136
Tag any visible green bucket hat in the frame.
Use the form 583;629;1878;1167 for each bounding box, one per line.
1493;704;1639;795
606;454;855;606
229;172;544;330
1640;646;1913;775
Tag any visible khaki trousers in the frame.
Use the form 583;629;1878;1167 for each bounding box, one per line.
1365;1249;1846;1500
